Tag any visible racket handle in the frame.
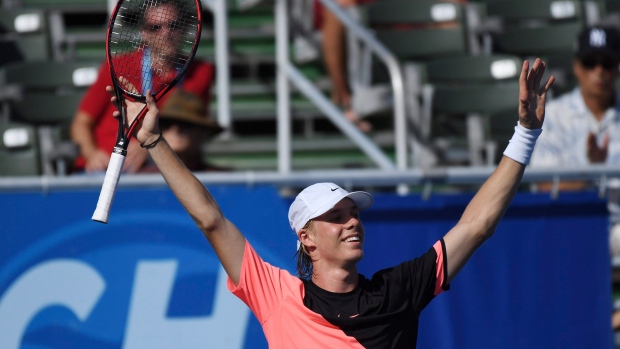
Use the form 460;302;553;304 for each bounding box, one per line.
92;151;126;223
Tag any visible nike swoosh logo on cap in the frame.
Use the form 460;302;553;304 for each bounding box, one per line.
331;188;338;191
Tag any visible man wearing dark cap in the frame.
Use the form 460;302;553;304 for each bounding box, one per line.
531;26;620;172
529;26;620;332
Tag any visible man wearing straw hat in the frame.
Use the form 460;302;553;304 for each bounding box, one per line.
140;89;226;173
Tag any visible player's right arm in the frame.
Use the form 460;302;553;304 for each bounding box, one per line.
109;85;246;284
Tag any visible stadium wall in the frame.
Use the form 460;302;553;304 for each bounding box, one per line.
0;184;613;348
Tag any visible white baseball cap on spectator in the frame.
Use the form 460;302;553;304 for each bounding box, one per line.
288;182;374;234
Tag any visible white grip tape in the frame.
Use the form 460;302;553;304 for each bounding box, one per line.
92;152;125;223
503;122;542;165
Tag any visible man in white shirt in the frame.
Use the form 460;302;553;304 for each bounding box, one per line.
530;26;620;331
531;26;620;179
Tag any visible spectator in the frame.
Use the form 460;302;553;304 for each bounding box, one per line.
140;90;227;173
314;0;374;133
70;0;214;174
528;26;620;333
314;0;467;133
530;26;620;182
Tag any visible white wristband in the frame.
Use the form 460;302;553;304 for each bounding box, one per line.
503;122;542;165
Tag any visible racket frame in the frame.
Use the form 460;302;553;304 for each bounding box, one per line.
92;0;202;223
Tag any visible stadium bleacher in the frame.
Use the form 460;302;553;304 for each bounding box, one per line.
363;0;524;166
0;0;618;174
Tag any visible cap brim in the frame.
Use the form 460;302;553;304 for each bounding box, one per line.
307;190;374;222
345;191;374;211
577;48;620;60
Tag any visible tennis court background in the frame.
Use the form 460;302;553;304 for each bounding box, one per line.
0;184;613;348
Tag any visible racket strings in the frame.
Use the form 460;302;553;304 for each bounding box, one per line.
109;0;199;97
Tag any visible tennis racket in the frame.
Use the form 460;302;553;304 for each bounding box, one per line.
92;0;202;223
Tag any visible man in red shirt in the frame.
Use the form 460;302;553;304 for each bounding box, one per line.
70;0;214;173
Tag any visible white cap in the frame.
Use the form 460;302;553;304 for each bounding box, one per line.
288;182;374;234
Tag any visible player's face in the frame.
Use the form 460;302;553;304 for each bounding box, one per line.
142;4;182;62
574;54;619;100
310;198;365;268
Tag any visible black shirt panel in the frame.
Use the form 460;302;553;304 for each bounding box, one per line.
302;242;444;349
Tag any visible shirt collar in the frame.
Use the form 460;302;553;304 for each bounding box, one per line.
572;86;620;125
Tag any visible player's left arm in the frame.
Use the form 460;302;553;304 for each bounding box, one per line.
442;58;554;284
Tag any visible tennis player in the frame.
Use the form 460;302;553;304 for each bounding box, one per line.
109;57;554;348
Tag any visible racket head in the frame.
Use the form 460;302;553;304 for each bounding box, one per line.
106;0;202;101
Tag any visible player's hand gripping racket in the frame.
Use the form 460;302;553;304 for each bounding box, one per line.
92;0;202;223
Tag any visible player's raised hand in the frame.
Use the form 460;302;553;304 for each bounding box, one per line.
106;77;161;145
518;58;555;130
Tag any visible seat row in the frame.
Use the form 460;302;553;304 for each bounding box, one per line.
351;0;620;166
2;0;620;175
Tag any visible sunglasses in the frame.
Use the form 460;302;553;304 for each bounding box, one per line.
144;20;180;33
580;55;619;70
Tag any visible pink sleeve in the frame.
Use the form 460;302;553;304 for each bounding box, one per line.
227;240;300;324
433;240;447;296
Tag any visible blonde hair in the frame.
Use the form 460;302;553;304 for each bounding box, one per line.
295;220;314;279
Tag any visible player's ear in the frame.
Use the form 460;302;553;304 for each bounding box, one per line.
298;229;310;244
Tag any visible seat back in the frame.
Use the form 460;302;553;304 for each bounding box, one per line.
486;0;584;92
0;61;98;175
12;92;85;126
2;61;98;125
428;62;521;165
425;54;522;83
0;9;50;64
0;120;40;176
365;0;469;60
1;60;100;91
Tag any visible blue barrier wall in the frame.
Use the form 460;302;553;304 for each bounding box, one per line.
0;185;614;348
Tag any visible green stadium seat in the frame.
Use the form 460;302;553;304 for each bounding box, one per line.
425;55;522;165
206;132;395;171
485;0;586;93
0;61;98;175
0;60;100;91
366;2;469;58
0;8;51;64
0;120;41;176
12;92;84;126
19;0;107;12
362;0;522;166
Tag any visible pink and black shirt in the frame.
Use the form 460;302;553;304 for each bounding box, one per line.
227;240;449;348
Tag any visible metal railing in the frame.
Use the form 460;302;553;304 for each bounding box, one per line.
274;0;408;173
4;165;620;200
202;0;231;136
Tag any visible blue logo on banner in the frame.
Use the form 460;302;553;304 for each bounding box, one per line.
0;211;252;349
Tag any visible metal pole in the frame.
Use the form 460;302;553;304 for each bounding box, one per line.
285;63;395;170
318;0;408;170
213;0;231;137
275;0;291;174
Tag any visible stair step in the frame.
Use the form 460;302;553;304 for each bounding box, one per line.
206;132;397;171
207;150;386;171
208;132;395;154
